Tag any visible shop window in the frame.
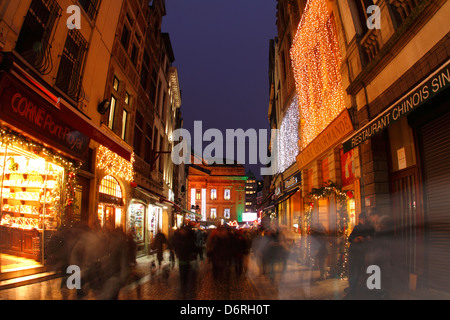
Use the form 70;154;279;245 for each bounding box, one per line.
224;189;231;200
129;202;145;244
55;29;88;102
15;0;62;75
0;143;65;271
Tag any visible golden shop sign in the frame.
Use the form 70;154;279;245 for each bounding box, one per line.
296;109;353;170
0;74;89;160
343;60;450;153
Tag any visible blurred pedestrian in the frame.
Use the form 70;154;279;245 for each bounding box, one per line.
206;224;231;280
173;225;197;298
154;229;168;268
371;214;394;299
310;223;329;280
345;212;374;298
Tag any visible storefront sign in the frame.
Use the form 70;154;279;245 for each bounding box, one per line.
297;109;354;170
343;60;450;153
284;172;301;190
0;74;89;160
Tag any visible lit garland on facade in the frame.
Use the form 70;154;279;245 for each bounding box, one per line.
277;95;299;173
96;145;135;182
290;0;346;150
307;180;351;279
0;125;79;172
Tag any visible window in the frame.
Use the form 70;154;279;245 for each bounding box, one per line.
210;208;217;220
196;190;201;200
99;175;122;198
133;111;143;156
55;29;88;102
121;110;128;140
125;92;130;105
224;189;231;200
144;124;152;164
210;189;217;200
15;0;61;75
141;50;150;89
130;42;138;65
224;208;231;219
113;77;120;91
121;24;131;50
78;0;100;21
108;96;117;130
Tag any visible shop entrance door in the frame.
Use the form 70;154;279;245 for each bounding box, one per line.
104;206;115;230
390;166;423;289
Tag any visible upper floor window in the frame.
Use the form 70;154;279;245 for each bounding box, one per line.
55;29;88;102
210;189;217;200
15;0;62;75
78;0;101;21
224;189;231;200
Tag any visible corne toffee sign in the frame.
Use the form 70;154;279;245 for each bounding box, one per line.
0;74;89;160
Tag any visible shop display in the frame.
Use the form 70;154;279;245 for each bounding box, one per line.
129;203;144;243
0;146;64;260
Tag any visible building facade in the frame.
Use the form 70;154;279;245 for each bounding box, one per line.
0;0;184;278
187;156;246;227
280;0;450;292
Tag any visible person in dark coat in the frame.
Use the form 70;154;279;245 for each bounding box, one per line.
310;223;329;280
154;229;168;268
173;225;197;298
346;212;375;298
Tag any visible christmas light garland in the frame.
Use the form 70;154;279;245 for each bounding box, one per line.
96;145;135;182
306;180;352;279
277;95;299;173
290;0;346;151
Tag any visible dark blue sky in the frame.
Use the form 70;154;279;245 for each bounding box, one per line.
162;1;278;178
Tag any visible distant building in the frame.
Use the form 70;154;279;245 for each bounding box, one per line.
245;170;258;213
187;155;246;225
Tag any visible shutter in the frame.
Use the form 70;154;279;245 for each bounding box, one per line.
420;110;450;292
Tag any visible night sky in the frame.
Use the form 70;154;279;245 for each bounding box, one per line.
162;1;278;179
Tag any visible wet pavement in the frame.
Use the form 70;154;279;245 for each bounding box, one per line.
1;251;449;301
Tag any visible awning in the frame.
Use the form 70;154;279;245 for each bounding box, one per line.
181;208;202;218
272;186;300;206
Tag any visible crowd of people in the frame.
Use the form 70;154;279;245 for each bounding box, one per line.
45;209;396;300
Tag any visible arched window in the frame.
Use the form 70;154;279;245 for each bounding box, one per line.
99;175;122;198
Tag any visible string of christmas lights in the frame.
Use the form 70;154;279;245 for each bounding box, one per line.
277;95;299;173
290;0;346;151
96;145;135;182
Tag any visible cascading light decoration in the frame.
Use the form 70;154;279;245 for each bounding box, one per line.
96;145;135;182
277;95;299;173
290;0;346;151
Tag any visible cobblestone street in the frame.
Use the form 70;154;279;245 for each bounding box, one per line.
0;252;350;301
